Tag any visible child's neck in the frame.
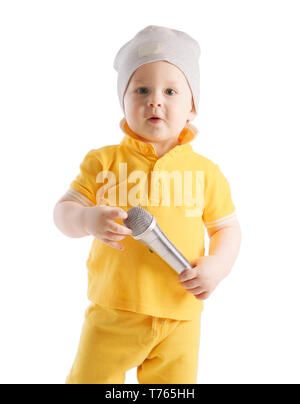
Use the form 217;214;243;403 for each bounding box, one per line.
150;137;180;158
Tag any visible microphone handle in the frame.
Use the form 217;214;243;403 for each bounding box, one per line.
134;219;192;274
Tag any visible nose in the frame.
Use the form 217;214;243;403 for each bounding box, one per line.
147;90;163;108
148;100;162;108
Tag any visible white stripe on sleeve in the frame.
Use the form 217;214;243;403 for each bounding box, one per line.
204;212;237;229
67;189;95;207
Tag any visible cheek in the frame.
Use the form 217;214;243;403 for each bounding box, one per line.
125;97;142;111
167;108;183;120
124;101;137;116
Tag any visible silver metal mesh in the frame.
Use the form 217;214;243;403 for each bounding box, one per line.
123;206;153;236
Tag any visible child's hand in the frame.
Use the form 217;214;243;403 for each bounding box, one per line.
178;256;223;300
83;206;132;250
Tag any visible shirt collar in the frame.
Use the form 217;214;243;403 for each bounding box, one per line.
119;118;198;158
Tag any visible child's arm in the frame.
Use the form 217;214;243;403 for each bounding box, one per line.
53;196;89;238
178;219;242;300
207;219;242;280
53;193;132;249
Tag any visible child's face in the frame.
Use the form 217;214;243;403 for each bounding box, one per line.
123;61;196;145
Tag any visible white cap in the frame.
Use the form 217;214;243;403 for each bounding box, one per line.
113;25;201;114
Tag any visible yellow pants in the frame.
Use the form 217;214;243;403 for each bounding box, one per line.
66;303;201;384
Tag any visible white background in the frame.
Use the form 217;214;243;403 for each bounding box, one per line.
0;0;299;384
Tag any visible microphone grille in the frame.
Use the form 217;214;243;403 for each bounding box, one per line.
123;206;153;236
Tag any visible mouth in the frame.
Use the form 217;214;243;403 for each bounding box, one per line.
148;117;163;124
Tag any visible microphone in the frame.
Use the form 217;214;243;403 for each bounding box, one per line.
123;206;192;274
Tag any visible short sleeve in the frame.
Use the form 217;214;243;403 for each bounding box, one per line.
202;163;237;229
67;150;101;207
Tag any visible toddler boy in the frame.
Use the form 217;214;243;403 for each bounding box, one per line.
53;25;241;384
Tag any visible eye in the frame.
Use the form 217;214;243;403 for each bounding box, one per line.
137;87;148;94
165;88;176;95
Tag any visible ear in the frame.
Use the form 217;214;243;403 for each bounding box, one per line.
187;95;197;122
187;110;197;122
187;103;197;123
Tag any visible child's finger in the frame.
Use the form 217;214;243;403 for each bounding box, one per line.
178;268;197;282
107;221;132;235
107;207;128;220
102;238;124;250
186;286;206;295
195;291;210;300
180;277;200;290
105;231;126;241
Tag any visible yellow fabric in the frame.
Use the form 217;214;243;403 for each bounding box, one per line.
67;118;236;320
65;303;201;384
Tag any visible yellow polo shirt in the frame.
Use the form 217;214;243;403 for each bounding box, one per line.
66;118;236;320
